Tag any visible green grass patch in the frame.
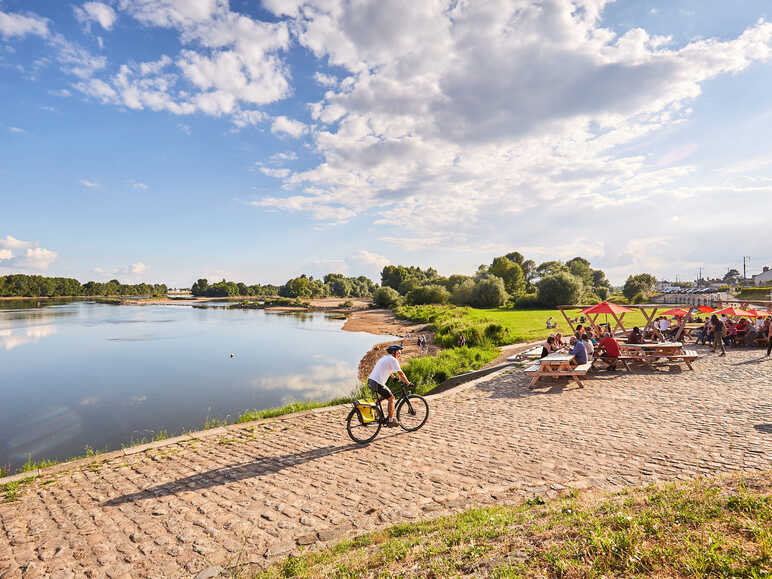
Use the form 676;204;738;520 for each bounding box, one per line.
256;471;772;578
396;304;654;345
19;455;59;472
401;346;498;392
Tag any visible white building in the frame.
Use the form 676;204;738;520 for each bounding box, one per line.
658;290;731;306
752;267;772;286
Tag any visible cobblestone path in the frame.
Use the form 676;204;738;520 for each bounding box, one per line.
1;346;770;577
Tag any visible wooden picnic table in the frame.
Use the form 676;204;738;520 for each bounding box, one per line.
618;341;698;370
524;352;591;389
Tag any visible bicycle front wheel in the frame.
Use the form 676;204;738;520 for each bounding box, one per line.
396;395;429;432
346;408;382;444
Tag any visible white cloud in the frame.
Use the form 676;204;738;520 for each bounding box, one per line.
269;151;298;162
8;126;24;133
260;167;291;178
0;10;49;39
131;181;149;190
313;71;338;87
73;2;117;31
80;179;99;187
270;115;307;137
0;236;58;271
130;262;147;274
49;88;72;97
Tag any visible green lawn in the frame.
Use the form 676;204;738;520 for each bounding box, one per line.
462;307;653;342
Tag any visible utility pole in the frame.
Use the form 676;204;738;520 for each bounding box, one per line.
743;256;750;280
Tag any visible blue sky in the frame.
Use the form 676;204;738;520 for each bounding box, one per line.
2;0;772;287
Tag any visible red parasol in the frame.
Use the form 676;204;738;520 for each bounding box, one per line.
714;307;755;318
660;308;689;317
579;301;635;315
697;305;715;313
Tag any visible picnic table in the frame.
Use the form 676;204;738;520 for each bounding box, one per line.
524;352;591;389
618;341;698;370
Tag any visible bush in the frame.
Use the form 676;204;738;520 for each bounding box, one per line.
450;279;476;306
514;293;541;308
400;346;498;392
340;300;354;308
537;272;583;307
406;284;450;305
472;276;508;308
373;286;401;308
607;294;629;304
631;292;647;304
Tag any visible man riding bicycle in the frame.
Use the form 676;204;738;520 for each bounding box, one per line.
368;344;412;427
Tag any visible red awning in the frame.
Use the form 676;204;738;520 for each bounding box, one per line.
579;301;635;315
714;307;755;318
660;308;688;317
697;305;715;313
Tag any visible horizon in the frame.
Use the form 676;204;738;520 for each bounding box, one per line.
3;1;772;287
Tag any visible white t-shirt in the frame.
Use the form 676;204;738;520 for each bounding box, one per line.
583;339;594;356
660;319;670;330
369;354;402;386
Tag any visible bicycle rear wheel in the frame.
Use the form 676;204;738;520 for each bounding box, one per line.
396;395;429;432
346;408;382;444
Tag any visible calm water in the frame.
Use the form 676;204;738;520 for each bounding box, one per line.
0;301;393;471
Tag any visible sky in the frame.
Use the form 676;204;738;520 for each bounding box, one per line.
2;0;772;288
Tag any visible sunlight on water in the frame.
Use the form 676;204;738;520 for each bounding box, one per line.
0;300;395;471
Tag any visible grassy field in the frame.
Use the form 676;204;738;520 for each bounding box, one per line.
463;307;653;342
256;470;771;578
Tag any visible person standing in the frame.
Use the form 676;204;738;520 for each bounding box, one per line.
711;314;726;356
766;317;772;356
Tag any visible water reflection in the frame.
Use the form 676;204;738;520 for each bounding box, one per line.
0;301;395;471
0;324;57;350
249;360;360;404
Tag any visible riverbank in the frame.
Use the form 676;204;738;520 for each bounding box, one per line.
343;308;439;381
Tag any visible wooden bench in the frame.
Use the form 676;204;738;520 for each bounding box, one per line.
620;349;699;371
524;361;592;389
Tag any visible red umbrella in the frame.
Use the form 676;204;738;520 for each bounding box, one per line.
579;301;635;315
748;309;771;318
697;305;715;313
660;308;689;317
714;307;755;318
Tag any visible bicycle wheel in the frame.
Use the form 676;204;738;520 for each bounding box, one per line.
346;408;382;444
396;395;429;432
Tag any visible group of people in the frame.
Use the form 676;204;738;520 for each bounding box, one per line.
541;323;621;371
696;314;772;356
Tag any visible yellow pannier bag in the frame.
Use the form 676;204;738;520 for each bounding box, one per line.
356;400;375;423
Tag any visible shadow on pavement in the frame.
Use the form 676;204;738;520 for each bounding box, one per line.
102;442;364;506
754;424;772;434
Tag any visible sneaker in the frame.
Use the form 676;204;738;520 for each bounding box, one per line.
386;419;400;428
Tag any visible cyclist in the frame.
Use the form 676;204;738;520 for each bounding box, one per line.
368;344;412;427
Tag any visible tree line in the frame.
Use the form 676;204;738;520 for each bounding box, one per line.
190;273;376;299
0;274;167;297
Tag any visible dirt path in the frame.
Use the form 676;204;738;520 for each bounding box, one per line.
1;346;769;577
342;309;439;380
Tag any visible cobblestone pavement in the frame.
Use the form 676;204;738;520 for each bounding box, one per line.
1;346;770;577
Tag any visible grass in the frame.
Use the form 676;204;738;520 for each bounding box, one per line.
401;345;499;392
396;304;655;345
255;470;772;578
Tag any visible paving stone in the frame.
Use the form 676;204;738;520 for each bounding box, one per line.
0;346;769;577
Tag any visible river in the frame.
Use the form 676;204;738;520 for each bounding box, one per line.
0;300;393;471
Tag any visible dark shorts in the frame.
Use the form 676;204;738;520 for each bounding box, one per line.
368;379;393;399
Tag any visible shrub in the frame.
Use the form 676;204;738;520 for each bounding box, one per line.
514;293;541;308
400;346;498;392
472;276;508;308
631;292;647;304
537;272;583;307
450;279;476;306
373;286;401;308
406;285;450;305
340;300;354;308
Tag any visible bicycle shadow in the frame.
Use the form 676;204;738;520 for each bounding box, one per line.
102;442;368;507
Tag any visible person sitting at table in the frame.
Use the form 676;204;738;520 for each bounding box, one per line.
540;335;556;358
574;324;583;339
669;316;685;341
554;332;565;348
568;335;587;367
598;331;621;371
581;333;595;359
725;320;738;346
735;318;750;346
627;326;644;344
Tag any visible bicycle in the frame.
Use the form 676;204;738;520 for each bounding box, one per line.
346;382;429;444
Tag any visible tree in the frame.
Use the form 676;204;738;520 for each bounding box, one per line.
191;279;209;296
723;269;741;284
373;286;401;308
450;279;476;306
488;257;525;297
472;276;508;308
536;272;583;307
622;274;656;301
535;260;567;279
567;257;593;285
406;285;450;305
504;251;524;265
